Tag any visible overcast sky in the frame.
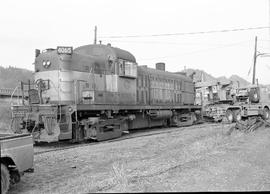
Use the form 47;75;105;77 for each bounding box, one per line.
1;0;270;84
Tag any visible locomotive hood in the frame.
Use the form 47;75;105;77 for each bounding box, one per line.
70;44;137;74
74;44;136;63
34;44;136;73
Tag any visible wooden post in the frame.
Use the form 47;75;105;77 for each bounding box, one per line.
21;81;25;105
252;36;257;84
94;26;97;44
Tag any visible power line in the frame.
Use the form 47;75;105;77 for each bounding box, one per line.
137;40;250;61
105;40;247;46
99;26;270;39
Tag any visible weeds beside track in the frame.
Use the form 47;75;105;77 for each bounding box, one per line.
34;122;233;155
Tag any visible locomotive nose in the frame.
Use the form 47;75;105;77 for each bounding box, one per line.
42;60;51;69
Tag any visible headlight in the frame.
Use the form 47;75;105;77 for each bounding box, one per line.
68;106;73;112
42;60;51;68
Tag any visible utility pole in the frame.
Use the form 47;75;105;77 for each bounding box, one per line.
94;26;97;44
252;36;257;84
269;0;270;49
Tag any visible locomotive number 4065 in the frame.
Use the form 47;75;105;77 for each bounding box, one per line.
57;46;73;55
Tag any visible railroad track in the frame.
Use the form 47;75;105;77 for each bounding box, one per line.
34;122;233;156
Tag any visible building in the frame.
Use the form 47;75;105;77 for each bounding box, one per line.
0;88;27;104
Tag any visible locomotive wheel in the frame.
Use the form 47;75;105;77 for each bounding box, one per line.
262;107;270;120
191;112;197;124
162;119;168;127
233;110;241;122
1;164;10;194
120;121;129;132
226;110;233;123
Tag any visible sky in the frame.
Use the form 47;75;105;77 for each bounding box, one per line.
0;0;270;84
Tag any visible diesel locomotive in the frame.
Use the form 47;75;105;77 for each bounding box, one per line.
11;43;201;143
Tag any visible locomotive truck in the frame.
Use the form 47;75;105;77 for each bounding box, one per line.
10;43;201;143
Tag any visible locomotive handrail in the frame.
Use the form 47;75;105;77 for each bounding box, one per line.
10;85;20;105
74;80;78;122
73;79;88;122
74;79;87;104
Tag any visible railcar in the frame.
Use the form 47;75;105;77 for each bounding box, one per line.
11;44;201;142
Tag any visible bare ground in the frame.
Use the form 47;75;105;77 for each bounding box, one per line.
8;123;270;193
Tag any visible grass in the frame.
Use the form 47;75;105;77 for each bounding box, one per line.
101;126;233;192
111;162;129;192
8;120;270;193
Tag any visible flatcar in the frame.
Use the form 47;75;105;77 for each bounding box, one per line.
11;43;201;142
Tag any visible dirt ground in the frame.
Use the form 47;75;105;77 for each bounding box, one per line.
8;123;270;193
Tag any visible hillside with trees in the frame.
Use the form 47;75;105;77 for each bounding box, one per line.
0;66;33;88
184;68;250;87
0;66;252;89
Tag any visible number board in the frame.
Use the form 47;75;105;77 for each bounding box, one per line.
57;46;73;55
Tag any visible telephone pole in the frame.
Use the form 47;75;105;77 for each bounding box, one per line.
252;36;257;84
269;0;270;48
94;26;97;44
